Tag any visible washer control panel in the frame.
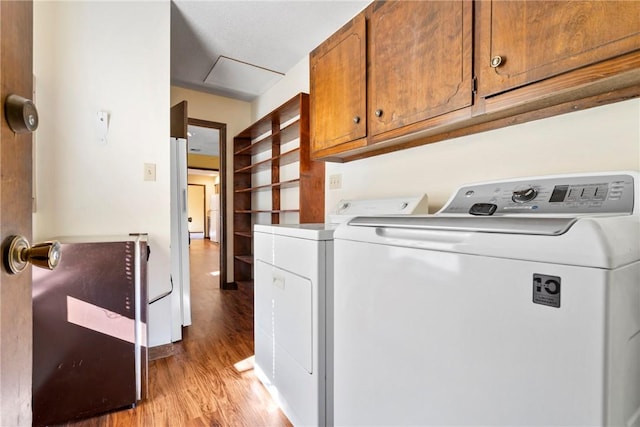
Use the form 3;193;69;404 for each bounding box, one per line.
441;173;635;215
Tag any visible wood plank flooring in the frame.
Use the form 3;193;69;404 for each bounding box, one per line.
64;238;291;427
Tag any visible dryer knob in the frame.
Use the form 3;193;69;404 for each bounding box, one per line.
512;187;538;203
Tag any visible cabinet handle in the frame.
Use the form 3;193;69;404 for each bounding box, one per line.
490;56;503;68
375;109;383;117
353;116;360;124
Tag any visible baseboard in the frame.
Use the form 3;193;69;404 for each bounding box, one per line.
222;281;239;290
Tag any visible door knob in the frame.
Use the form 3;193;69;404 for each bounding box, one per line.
4;236;61;274
4;94;39;133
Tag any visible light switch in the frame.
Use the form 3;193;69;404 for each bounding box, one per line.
96;111;109;144
144;163;156;181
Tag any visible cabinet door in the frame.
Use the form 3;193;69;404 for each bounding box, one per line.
310;14;366;156
369;0;473;137
478;0;640;98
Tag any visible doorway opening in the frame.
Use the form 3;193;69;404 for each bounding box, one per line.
186;118;227;288
187;183;206;239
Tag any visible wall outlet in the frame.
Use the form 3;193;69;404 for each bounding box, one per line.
329;173;342;190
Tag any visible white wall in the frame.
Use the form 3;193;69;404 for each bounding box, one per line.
254;57;640;216
33;1;174;346
326;99;640;213
252;56;310;121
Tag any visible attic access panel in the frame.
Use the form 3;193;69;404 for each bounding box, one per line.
204;56;284;100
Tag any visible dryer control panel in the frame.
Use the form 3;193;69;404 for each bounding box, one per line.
440;173;636;216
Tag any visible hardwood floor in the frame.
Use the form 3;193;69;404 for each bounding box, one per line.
65;238;291;427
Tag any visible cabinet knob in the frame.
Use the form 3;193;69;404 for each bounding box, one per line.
375;109;383;117
353;116;360;124
490;56;503;68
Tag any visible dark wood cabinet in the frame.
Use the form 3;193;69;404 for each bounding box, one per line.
309;0;640;162
232;93;324;285
310;0;473;160
310;13;367;158
474;0;640;117
369;0;472;137
477;1;640;99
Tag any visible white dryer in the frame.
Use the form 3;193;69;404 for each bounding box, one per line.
333;172;640;426
253;196;428;426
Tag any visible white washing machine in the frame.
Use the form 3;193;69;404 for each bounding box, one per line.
333;172;640;426
253;196;428;427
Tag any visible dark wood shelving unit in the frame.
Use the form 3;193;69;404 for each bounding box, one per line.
234;179;301;193
234;231;253;238
234;148;301;174
232;93;325;286
234;120;302;156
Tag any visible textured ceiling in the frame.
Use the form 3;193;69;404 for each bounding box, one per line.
187;124;219;156
171;0;370;101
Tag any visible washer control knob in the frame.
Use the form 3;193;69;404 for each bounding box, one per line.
512;186;537;203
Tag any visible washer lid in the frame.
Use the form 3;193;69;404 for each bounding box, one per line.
348;215;578;236
253;222;338;240
337;214;640;268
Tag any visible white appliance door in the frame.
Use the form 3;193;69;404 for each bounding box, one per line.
211;193;220;211
210;210;219;243
209;194;220;242
333;232;611;426
170;138;192;337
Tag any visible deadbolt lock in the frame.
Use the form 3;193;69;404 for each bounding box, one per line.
5;94;39;133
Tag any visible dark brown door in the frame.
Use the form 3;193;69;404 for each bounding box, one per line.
170;100;188;139
478;0;640;98
369;0;473;136
0;1;35;425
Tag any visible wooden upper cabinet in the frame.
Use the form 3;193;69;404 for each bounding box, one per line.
310;13;366;157
369;0;473;136
310;0;639;161
310;0;473;159
478;0;640;98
